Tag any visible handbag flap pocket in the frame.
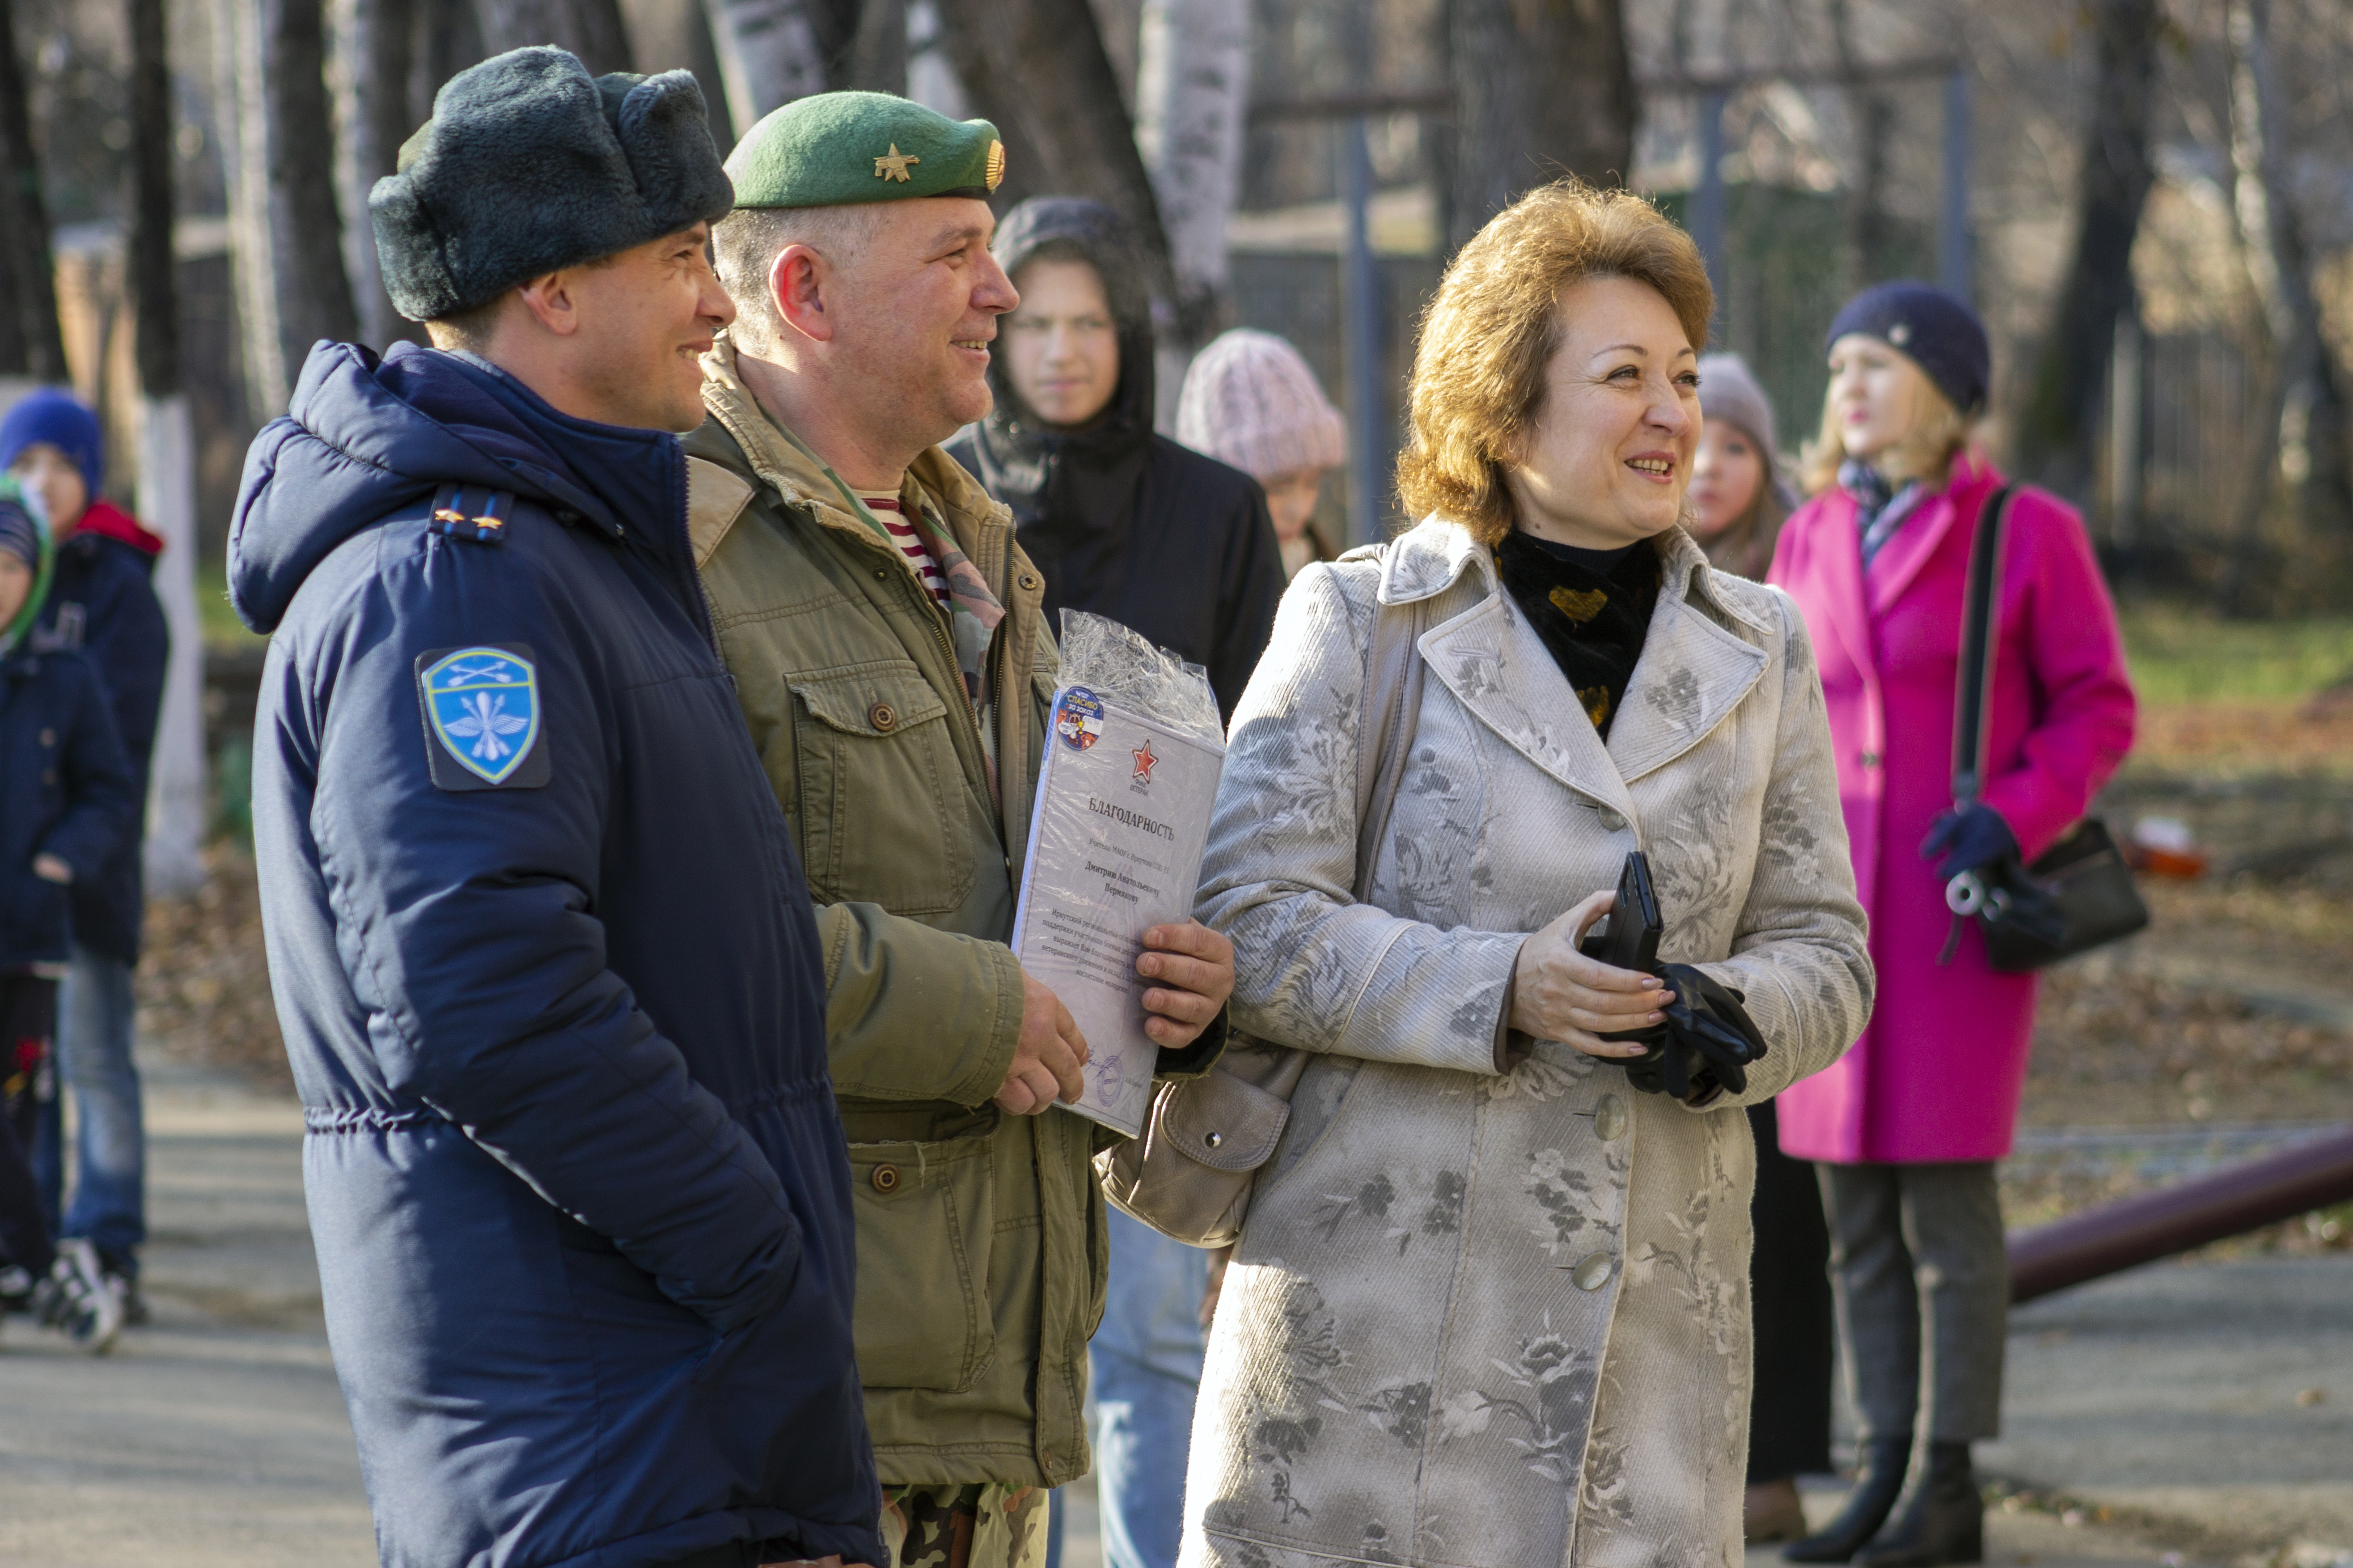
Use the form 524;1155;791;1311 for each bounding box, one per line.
1158;1067;1293;1172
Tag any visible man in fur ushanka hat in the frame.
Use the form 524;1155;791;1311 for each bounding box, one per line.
230;47;884;1568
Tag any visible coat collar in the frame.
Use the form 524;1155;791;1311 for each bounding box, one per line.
1864;450;2001;616
1399;517;1772;808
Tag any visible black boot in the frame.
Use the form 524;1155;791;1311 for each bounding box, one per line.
1857;1440;1984;1567
1783;1436;1912;1563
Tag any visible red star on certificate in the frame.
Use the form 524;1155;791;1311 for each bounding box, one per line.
1131;739;1158;783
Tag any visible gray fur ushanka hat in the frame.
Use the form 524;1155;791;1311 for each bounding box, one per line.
371;46;734;323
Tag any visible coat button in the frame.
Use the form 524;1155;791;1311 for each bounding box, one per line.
1571;1252;1615;1291
1204;1131;1224;1149
40;728;55;746
871;1164;901;1194
1860;751;1882;768
1593;1093;1627;1141
1597;806;1628;832
869;702;897;732
1018;572;1039;591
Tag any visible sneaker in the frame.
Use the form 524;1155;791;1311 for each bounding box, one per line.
32;1239;123;1354
0;1262;32;1315
96;1251;148;1328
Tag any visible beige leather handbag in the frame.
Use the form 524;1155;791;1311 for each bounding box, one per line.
1095;554;1427;1248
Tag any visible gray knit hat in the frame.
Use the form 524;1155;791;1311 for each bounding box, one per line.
1696;353;1777;457
371;46;734;323
1176;329;1345;480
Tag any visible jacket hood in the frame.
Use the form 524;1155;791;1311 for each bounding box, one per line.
72;499;164;558
968;197;1157;509
230;340;685;633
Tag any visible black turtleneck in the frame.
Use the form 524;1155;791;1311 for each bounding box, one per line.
1492;529;1662;738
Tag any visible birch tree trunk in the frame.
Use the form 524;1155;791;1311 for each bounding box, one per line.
214;0;289;415
2224;0;2351;607
700;0;854;133
2016;0;2160;501
334;0;419;349
0;0;66;381
1135;0;1248;339
128;0;206;893
474;0;635;74
271;0;365;360
932;0;1177;307
215;0;365;414
1446;0;1635;248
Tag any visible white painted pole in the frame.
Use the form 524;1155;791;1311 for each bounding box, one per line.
137;392;207;896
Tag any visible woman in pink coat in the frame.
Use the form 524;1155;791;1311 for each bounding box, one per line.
1769;283;2135;1568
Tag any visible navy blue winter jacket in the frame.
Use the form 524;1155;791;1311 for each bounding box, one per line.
230;340;882;1568
36;505;168;963
0;643;136;971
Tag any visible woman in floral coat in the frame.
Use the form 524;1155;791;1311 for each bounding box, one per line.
1183;181;1874;1568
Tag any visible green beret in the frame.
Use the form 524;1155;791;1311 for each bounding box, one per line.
726;91;1005;210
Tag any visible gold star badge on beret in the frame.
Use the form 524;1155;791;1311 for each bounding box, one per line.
985;139;1005;192
873;143;920;182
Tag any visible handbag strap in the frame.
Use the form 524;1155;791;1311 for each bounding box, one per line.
1350;551;1429;900
1950;484;2021;810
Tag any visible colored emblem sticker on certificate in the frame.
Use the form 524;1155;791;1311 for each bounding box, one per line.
414;644;551;791
1055;686;1105;750
1012;685;1225;1137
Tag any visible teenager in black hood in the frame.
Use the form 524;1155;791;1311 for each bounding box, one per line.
949;197;1284;719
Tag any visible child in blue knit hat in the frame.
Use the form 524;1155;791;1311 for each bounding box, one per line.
0;388;169;1317
0;477;138;1351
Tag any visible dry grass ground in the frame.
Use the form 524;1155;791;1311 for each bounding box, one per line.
136;846;290;1093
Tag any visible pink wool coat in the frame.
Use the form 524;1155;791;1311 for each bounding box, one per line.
1769;454;2135;1164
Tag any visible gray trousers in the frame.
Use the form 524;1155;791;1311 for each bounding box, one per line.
1818;1161;2008;1444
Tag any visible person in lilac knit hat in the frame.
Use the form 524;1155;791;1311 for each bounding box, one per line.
1177;329;1345;579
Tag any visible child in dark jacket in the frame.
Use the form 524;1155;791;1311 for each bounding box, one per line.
0;477;134;1351
2;388;169;1303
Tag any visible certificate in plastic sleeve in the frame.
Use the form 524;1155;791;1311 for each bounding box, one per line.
1010;684;1225;1137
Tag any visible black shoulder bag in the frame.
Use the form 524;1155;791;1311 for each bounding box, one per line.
1941;485;2148;972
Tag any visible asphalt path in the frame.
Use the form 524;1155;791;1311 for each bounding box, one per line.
5;1046;2346;1568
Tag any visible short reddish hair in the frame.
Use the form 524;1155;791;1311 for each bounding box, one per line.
1397;181;1713;544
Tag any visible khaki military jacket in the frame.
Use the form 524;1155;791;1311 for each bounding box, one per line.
688;341;1187;1489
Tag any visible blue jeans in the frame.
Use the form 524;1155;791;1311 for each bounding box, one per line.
1090;1208;1208;1568
32;945;145;1270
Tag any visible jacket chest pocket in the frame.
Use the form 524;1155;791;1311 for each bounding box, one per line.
789;667;976;917
847;1130;998;1392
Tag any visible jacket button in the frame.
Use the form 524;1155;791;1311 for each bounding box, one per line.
869;702;897;732
1597;806;1627;832
1571;1252;1615;1291
1593;1093;1627;1141
40;728;54;746
1204;1131;1223;1149
871;1163;902;1194
1018;572;1039;591
1860;751;1882;768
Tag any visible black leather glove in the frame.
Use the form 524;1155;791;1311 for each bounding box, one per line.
1616;964;1769;1104
1922;802;2018;881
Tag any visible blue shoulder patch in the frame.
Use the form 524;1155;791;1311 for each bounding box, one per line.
414;645;550;790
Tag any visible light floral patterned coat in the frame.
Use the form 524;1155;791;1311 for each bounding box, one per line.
1183;518;1873;1568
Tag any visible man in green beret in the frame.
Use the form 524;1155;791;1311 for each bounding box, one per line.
682;91;1236;1568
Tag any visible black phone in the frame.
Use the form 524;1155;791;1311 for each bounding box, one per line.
1577;850;1665;1044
